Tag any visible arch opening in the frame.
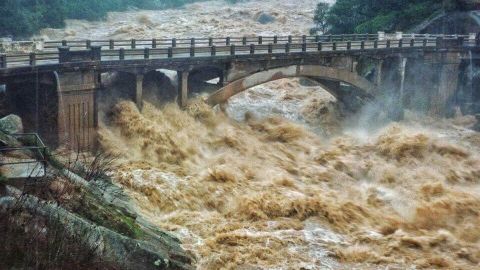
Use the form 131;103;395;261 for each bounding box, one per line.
188;66;224;97
207;65;375;110
4;72;59;146
99;71;137;111
142;69;176;104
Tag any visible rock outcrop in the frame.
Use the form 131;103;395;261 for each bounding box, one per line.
0;114;23;134
0;127;194;269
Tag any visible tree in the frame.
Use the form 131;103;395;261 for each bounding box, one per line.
313;2;330;34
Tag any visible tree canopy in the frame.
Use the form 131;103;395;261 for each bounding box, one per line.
325;0;465;34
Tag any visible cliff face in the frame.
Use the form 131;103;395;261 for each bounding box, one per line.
411;11;480;34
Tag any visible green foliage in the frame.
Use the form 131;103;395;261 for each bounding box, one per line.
313;2;330;34
0;0;207;39
325;0;462;34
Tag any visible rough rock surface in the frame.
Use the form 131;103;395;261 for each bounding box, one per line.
255;12;276;24
0;114;23;134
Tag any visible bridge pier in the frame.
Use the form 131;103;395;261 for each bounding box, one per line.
135;74;144;109
177;71;189;107
57;70;99;151
430;52;462;116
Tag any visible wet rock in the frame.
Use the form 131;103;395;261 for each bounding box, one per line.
0;114;23;134
255;12;276;24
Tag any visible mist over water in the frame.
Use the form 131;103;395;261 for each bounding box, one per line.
40;0;480;268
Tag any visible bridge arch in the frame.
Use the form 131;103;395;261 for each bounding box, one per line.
188;65;225;95
207;65;376;106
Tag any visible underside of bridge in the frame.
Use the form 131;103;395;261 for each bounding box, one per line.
4;72;59;146
0;44;478;151
206;65;376;108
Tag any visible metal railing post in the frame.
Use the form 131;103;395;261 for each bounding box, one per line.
152;38;157;48
209;37;213;46
250;44;255;54
398;39;403;48
226;37;231;45
410;39;415;47
318;42;322;51
285;43;290;54
230;44;235;55
58;46;71;63
29;53;36;66
332;42;337;51
374;40;378;49
302;35;307;44
211;45;216;56
242;37;247;45
86;40;91;49
62;40;67;46
0;54;6;68
268;43;273;54
91;46;101;61
191;38;195;47
109;39;114;50
119;48;125;60
423;38;428;47
144;48;150;59
436;36;443;48
258;36;263;44
172;38;177;48
190;46;195;57
288;35;292;43
386;40;391;48
347;41;351;50
274;36;278;44
168;47;173;58
360;41;365;50
302;42;307;52
131;39;136;49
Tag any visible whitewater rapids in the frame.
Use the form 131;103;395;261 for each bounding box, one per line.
36;0;480;268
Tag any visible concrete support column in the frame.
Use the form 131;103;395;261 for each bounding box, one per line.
375;59;384;91
399;57;407;103
177;71;189;107
430;52;461;116
57;70;98;151
135;74;144;110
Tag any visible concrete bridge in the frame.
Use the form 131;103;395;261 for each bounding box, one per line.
0;33;479;150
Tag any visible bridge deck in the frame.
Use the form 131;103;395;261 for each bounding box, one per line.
0;33;476;73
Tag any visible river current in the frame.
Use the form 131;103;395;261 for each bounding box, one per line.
38;1;480;269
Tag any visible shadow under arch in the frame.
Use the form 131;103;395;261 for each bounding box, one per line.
207;65;376;107
188;65;225;95
5;71;59;146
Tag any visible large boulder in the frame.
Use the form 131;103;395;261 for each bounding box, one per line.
0;114;23;134
255;12;276;24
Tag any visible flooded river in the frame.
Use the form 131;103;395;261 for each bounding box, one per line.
39;0;480;269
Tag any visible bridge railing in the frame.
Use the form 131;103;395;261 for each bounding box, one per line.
41;34;381;51
0;35;474;69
